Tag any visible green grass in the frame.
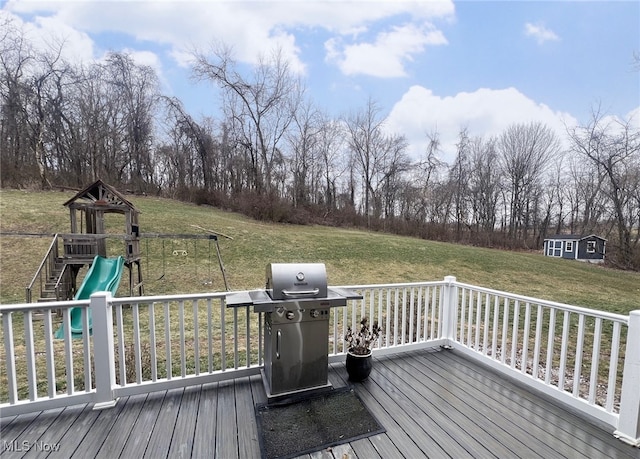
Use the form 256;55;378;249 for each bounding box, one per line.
1;188;639;315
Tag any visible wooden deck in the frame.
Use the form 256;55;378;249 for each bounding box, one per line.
1;349;638;459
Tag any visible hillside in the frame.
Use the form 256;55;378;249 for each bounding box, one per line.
1;189;638;314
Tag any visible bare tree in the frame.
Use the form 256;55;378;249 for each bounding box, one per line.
468;136;502;237
0;17;36;186
317;114;346;211
449;128;472;239
344;98;409;226
498;122;561;243
286;99;323;207
567;109;640;268
407;131;446;225
192;45;303;194
104;52;158;192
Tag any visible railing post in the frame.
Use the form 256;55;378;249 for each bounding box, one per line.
440;276;457;348
615;310;640;447
91;291;118;410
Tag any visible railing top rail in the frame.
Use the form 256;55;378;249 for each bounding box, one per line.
2;279;632;325
453;281;629;324
109;282;446;306
334;280;446;290
109;291;229;305
0;299;89;313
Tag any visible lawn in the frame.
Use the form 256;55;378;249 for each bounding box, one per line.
1;188;638;403
1;188;639;315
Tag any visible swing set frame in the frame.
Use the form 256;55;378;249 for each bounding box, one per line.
143;232;230;292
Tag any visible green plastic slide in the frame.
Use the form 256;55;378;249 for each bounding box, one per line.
54;255;125;339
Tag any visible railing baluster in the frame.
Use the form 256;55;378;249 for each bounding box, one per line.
501;297;509;365
588;317;602;404
115;305;126;384
232;307;239;369
149;302;157;381
474;292;482;351
401;288;407;345
179;300;186;377
606;321;621;411
510;300;520;369
416;287;422;342
381;289;387;346
522;302;531;374
164;301;172;379
573;314;586;396
63;309;74;395
193;300;200;374
459;288;467;345
207;299;213;371
491;296;499;358
133;303;142;384
467;290;474;346
24;311;37;400
422;286;429;341
558;310;571;391
3;312;18;404
393;288;399;346
258;310;263;366
430;287;437;340
377;289;383;346
220;299;226;371
341;300;348;352
43;311;56;397
82;308;92;391
245;305;250;368
545;307;556;385
532;305;543;380
482;293;490;355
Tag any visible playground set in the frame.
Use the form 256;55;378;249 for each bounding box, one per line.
27;180;229;338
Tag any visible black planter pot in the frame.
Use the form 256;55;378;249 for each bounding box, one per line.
346;350;373;382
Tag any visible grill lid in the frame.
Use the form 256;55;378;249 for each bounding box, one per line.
266;263;327;300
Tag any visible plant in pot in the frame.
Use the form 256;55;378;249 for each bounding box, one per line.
344;317;381;382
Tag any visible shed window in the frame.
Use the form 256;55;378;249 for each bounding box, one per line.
565;241;573;252
587;241;596;253
553;241;562;257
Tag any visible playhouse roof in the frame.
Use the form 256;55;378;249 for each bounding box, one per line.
63;179;137;211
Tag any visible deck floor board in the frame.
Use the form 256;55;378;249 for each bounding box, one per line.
1;349;638;459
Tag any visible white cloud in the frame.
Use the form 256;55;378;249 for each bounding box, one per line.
0;11;95;64
627;106;640;129
326;23;448;77
385;86;577;163
524;22;559;45
4;1;454;74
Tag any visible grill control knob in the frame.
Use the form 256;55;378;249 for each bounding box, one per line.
310;309;319;318
285;311;295;320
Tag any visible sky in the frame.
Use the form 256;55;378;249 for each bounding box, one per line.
2;0;639;163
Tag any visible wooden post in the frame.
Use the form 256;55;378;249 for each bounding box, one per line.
441;276;457;348
615;310;640;447
91;291;118;410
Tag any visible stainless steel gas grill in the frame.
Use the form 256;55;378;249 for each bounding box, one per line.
226;263;361;401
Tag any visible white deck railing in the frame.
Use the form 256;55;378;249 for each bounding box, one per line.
1;277;638;446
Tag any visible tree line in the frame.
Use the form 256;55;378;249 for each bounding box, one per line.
1;18;639;269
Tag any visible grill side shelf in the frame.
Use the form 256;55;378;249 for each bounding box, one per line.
327;287;363;301
225;290;273;310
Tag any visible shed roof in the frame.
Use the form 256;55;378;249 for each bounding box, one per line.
544;234;606;241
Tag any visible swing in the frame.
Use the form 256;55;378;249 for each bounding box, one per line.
157;239;166;280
